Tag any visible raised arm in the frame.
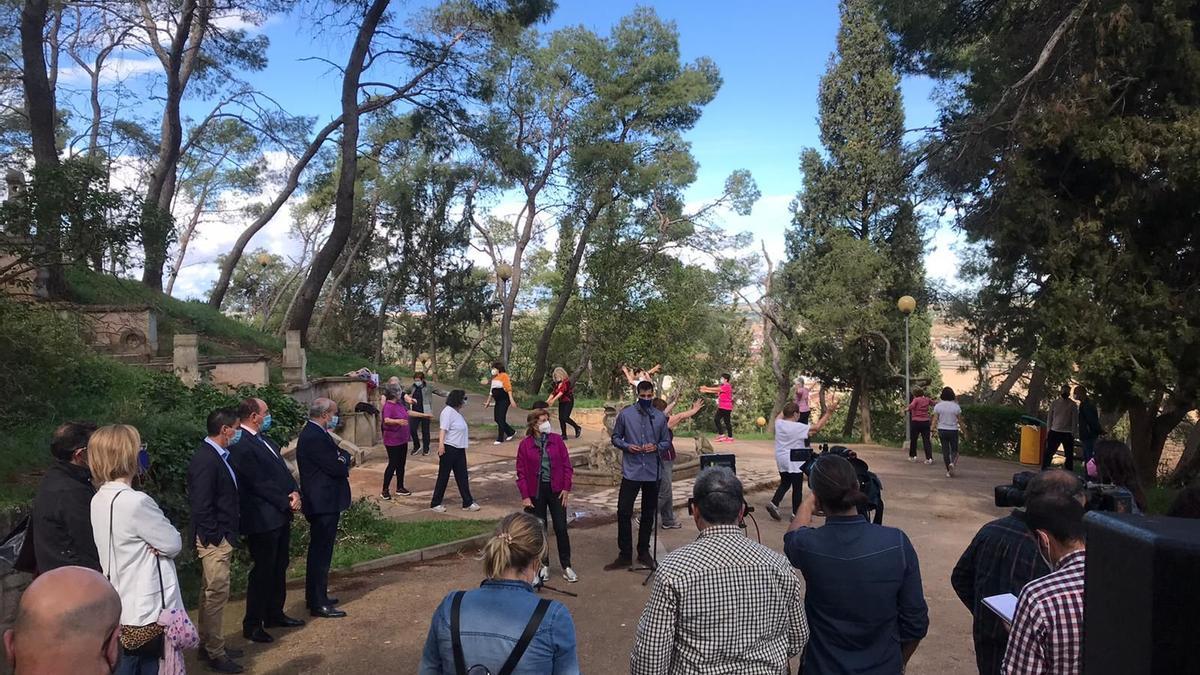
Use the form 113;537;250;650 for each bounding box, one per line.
809;396;841;434
647;364;662;376
668;399;705;429
622;366;637;386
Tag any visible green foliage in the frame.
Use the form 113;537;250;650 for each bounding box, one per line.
960;404;1026;458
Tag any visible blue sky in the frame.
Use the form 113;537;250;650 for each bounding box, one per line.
159;1;961;297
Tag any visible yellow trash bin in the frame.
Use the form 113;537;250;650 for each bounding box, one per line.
1020;425;1043;465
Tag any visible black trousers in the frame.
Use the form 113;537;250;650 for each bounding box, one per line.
1043;431;1075;471
558;400;580;437
938;429;960;470
797;410;811;424
909;420;933;460
714;409;733;437
617;478;658;558
533;481;571;568
305;512;339;610
243;522;291;630
382;443;408;493
493;391;516;441
431;445;474;508
771;472;805;515
409;418;431;453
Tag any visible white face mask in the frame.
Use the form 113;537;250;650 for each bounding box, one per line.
538;421;552;434
491;368;499;376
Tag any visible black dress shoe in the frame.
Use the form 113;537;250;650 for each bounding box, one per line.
224;647;245;659
637;552;658;570
602;555;633;571
326;596;340;605
205;655;245;673
310;605;347;618
242;627;274;643
265;614;305;628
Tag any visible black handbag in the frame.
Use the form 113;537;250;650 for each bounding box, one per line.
0;515;36;575
450;590;551;675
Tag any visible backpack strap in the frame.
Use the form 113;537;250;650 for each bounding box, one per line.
450;591;467;675
497;599;552;675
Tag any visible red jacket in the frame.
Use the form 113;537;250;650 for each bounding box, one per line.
516;434;574;499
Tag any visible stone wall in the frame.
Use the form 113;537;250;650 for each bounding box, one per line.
69;305;159;357
0;507;31;675
205;357;270;389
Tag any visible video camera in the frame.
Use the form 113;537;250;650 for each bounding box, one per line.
790;441;819;473
994;471;1137;513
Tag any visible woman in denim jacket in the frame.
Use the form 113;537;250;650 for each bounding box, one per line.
419;512;580;674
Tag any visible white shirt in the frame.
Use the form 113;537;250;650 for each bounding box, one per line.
204;437;238;487
934;401;962;430
774;419;811;473
91;482;185;625
440;405;469;448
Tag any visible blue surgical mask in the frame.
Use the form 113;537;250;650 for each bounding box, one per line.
638;398;653;410
231;429;243;446
261;414;273;432
137;446;151;474
327;415;340;430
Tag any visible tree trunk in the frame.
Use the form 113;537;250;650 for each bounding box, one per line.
140;0;205;291
287;0;390;345
986;356;1029;405
315;216;373;333
20;0;67;298
1127;399;1190;491
842;385;860;438
373;272;404;364
454;327;489;379
858;376;874;444
527;216;596;393
1166;419;1200;486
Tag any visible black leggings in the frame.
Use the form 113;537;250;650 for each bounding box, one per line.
382;443;408;493
492;389;516;441
558;400;580;437
909;420;932;460
714;409;733;437
771;472;804;516
431;445;474;508
533;481;571;568
938;429;960;469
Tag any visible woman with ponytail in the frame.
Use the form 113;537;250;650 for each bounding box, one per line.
419;512;579;674
784;455;929;675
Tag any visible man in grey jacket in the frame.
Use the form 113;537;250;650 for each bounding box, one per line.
606;380;673;571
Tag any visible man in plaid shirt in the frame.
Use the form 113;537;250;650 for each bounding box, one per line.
630;467;808;674
1003;487;1088;675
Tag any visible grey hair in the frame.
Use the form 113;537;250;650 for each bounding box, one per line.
692;467;744;525
308;398;337;419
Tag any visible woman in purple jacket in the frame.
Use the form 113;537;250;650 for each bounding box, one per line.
516;409;577;584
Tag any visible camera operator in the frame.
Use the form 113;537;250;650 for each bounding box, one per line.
785;455;928;674
766;399;839;521
1003;482;1089;675
952;470;1084;675
1089;440;1146;513
631;467;808;675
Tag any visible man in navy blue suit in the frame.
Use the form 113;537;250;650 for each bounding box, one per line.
187;407;245;673
296;397;352;618
229;397;305;644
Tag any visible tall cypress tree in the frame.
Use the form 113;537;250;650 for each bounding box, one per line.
782;0;934;441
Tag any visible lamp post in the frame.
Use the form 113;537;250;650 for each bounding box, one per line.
897;295;917;453
496;263;513;363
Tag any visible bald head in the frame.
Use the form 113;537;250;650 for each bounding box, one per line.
1026;469;1085;505
4;566;121;674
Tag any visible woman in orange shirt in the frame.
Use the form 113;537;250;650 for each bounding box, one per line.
484;361;517;444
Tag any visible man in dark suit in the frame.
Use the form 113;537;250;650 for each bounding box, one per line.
229;398;305;644
296;397;351;619
28;422;101;573
187;407;245;673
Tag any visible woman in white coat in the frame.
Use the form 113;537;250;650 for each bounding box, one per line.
89;424;195;675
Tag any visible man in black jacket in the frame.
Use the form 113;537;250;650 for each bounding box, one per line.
229;398;304;644
28;422;101;573
187;407;244;674
296;397;351;618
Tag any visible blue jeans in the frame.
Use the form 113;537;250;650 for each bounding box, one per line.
116;651;159;675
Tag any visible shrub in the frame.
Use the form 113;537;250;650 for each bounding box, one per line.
960;404;1026;458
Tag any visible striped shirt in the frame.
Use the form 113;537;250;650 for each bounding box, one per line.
1003;550;1086;675
631;525;808;675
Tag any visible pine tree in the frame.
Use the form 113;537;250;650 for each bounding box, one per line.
781;0;935;442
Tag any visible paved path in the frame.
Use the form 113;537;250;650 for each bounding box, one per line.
190;428;1029;674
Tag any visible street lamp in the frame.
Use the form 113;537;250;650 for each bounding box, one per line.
897;295;917;453
496;263;513;363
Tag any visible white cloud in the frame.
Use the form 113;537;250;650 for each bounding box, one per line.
58;55;160;85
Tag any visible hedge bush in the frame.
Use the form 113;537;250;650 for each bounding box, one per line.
960;404;1026;458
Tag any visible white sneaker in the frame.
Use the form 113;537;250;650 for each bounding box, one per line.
505;435;515;442
463;503;481;512
431;504;447;513
907;456;917;462
924;459;933;465
539;565;550;581
493;440;502;445
562;567;578;583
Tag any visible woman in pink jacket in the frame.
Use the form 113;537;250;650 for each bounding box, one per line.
516;409;577;583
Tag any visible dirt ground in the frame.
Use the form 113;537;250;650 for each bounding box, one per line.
188;431;1025;675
